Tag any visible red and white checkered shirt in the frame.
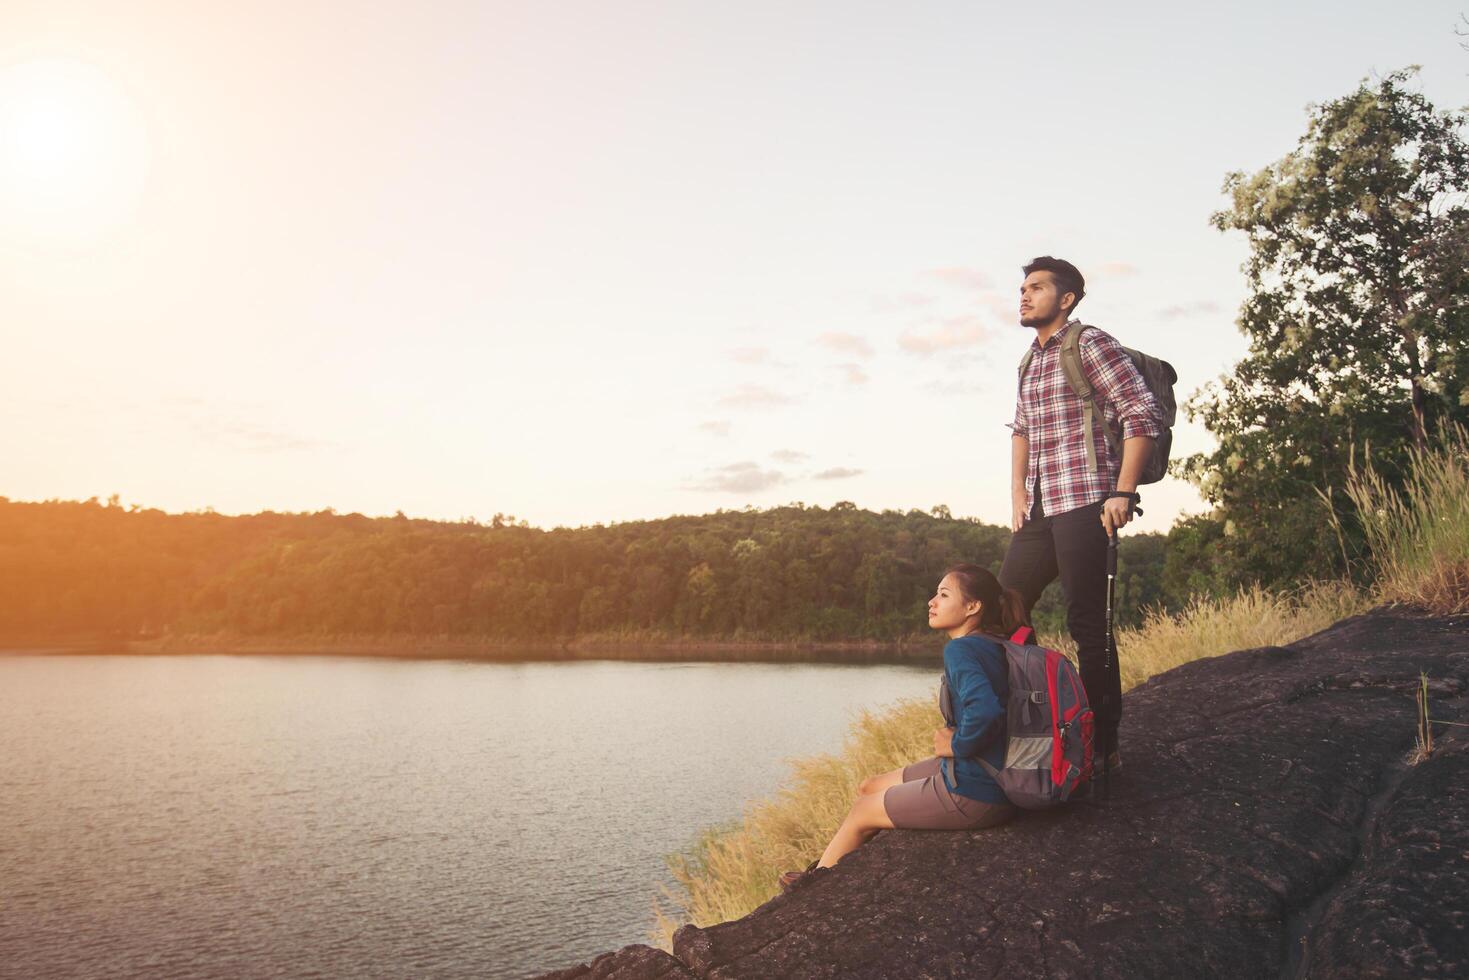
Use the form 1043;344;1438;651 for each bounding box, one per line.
1009;320;1164;518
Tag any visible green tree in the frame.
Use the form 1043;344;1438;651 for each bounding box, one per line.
0;496;1170;644
1159;515;1228;606
1185;68;1469;587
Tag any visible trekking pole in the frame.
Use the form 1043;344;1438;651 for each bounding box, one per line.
1102;529;1118;802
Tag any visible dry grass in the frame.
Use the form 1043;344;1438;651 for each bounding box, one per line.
1345;424;1469;614
1093;580;1366;693
653;697;940;945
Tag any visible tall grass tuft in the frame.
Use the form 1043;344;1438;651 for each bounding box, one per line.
652;579;1366;945
1102;580;1366;691
653;697;940;945
1345;423;1469;614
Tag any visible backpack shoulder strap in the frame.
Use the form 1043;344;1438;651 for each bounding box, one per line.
1059;323;1120;473
1058;324;1092;398
1017;347;1036;389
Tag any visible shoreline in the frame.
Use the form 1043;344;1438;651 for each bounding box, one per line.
0;633;944;665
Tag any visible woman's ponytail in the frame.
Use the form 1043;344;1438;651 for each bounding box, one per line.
996;587;1030;637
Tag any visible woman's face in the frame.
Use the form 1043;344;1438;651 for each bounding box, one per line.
927;573;980;635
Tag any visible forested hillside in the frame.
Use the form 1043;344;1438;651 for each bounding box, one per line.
0;497;1166;643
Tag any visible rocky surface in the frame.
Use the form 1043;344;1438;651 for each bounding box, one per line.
537;944;698;980
534;609;1469;979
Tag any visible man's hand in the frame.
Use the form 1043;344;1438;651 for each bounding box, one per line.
1105;436;1154;537
1100;495;1134;536
933;727;955;758
1010;435;1029;533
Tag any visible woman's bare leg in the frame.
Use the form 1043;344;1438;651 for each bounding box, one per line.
817;791;895;868
856;765;907;797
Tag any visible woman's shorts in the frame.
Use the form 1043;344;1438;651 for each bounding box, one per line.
882;756;1016;831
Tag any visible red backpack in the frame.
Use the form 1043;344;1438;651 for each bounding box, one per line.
943;627;1094;808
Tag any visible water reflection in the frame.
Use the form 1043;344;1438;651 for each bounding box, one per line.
0;654;937;979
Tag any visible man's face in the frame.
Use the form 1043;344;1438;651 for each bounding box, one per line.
1019;271;1071;328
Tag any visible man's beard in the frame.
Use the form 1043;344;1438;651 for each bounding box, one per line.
1019;308;1055;328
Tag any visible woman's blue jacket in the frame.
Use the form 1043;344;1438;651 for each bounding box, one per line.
938;634;1009;804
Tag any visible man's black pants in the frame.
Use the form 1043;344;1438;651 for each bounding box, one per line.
998;498;1122;754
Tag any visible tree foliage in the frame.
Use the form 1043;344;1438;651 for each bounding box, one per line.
1185;68;1469;587
0;496;1169;644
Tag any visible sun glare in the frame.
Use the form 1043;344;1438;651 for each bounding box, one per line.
0;59;151;242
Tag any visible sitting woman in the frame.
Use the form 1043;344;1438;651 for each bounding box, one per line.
780;563;1026;891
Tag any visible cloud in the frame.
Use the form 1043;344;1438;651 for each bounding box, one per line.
203;423;328;453
1095;261;1140;279
926;267;994;291
716;384;796;409
898;314;997;355
170;401;327;453
728;346;771;365
1157;300;1222;321
929;367;1026;392
836;363;869;385
52;395;328;457
871;292;936;313
771;449;809;463
978;290;1020;321
698;420;732;437
817;332;874;359
814;467;863;480
688;461;787;494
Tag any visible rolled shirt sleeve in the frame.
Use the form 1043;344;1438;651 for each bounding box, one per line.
1078;329;1163;441
1008;401;1029;439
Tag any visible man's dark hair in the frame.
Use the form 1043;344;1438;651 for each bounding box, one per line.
1022;256;1085;314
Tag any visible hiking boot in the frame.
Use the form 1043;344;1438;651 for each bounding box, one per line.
1071;752;1122;803
778;861;824;894
1074;751;1122;797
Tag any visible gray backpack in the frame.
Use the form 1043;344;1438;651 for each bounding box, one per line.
1017;323;1177;484
940;637;1094;809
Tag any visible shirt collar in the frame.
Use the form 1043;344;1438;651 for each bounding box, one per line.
1031;318;1080;351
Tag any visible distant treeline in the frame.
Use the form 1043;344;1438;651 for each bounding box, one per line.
0;496;1176;643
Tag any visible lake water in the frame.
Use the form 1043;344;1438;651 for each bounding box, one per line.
0;653;939;980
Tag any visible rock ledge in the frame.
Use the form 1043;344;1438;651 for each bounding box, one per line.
537;609;1469;979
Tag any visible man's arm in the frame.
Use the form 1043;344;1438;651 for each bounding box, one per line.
1077;330;1163;535
1011;434;1029;532
1102;435;1155;535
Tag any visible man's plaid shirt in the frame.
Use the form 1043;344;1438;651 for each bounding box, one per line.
1009;320;1164;517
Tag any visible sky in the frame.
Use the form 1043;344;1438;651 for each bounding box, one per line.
3;1;1468;534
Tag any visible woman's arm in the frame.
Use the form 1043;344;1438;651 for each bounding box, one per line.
944;641;1004;759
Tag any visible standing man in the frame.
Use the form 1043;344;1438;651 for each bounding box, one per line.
1000;256;1163;772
